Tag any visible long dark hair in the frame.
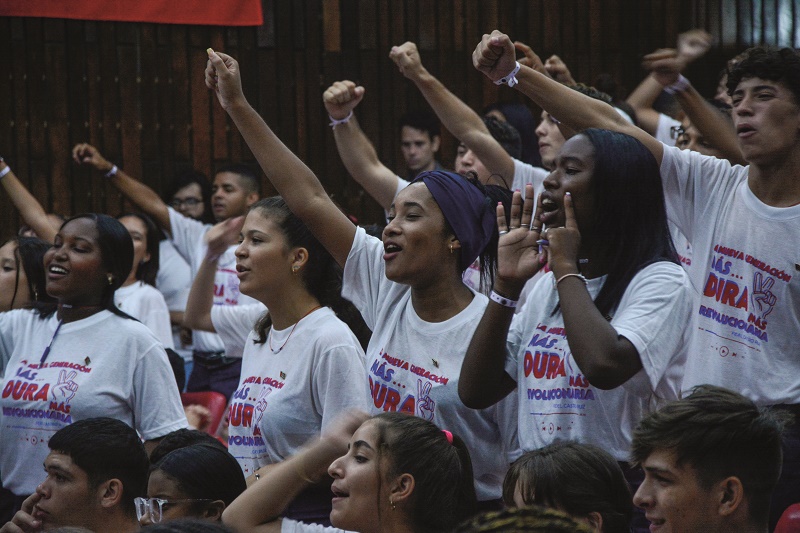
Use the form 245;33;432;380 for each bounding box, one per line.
249;197;370;349
40;214;136;320
371;412;477;532
117;212;161;286
579;129;678;317
4;236;55;311
502;441;632;533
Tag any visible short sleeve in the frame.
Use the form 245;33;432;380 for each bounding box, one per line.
655;113;681;146
168;207;209;264
281;519;348;533
211;303;268;358
137;288;175;349
342;227;389;330
312;343;369;433
132;343;188;439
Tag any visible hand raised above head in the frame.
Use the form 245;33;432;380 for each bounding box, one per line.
71;143;112;173
323;81;365;121
641;48;684;87
545;55;576;85
514;41;548;76
473;30;517;83
677;29;712;63
205;48;246;111
389;42;425;80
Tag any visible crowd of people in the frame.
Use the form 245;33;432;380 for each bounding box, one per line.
0;25;798;533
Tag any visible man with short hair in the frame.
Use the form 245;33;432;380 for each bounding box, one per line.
398;109;443;178
72;143;262;399
1;418;148;533
631;385;787;533
473;35;800;526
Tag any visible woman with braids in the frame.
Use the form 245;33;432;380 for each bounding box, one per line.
0;214;186;516
183;197;369;524
223;411;477;533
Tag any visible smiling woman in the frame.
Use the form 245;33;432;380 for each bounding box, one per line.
0;213;187;517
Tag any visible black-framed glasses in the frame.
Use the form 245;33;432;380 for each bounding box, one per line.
170;197;203;209
134;497;213;523
669;125;686;140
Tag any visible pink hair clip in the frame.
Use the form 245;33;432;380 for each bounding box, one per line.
442;430;453;444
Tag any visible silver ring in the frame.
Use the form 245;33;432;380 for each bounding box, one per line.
509;226;520;230
498;230;509;236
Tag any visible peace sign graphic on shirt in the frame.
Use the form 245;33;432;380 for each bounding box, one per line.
52;370;79;403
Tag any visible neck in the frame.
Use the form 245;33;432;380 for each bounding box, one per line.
259;286;322;330
748;147;800;206
121;274;137;287
410;273;474;323
576;239;610;279
57;302;105;323
88;513;139;533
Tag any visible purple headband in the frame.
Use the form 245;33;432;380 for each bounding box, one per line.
411;171;495;271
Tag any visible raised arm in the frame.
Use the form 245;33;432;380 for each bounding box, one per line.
183;217;243;332
642;49;745;165
0;158;59;242
473;31;664;164
389;42;516;181
460;186;542;409
221;411;367;533
206;49;355;267
323;81;400;210
71;143;171;232
544;55;577;85
625;73;669;136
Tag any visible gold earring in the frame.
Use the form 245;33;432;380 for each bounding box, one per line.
449;244;454;254
107;274;113;285
33;287;39;301
390;497;396;511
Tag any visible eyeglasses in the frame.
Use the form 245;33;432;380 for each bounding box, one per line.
134;497;213;523
669;125;686;140
170;197;203;209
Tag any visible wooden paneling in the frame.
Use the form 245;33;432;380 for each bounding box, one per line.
2;0;799;238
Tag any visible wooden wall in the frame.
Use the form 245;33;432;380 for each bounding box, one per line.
2;0;799;238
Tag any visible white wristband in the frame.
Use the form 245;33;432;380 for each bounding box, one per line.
0;166;10;179
663;75;690;95
104;164;118;178
494;61;521;88
328;111;353;128
490;290;518;309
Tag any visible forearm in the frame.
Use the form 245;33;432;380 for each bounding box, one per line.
107;168;171;230
0;163;58;242
676;85;746;165
183;257;218;332
333;116;399;210
459;280;520;409
413;70;514;178
625;74;666;135
222;438;338;530
557;276;641;389
169;310;184;326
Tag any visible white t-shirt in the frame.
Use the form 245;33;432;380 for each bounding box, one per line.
660;144;800;405
224;307;369;476
156;239;194;360
115;281;174;349
506;263;691;461
343;227;520;501
655;113;681;147
168;208;258;356
211;303;268;359
281;520;349;533
0;309;188;495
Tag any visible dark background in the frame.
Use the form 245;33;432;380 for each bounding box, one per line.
2;0;799;238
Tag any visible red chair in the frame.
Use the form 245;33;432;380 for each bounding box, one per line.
775;503;800;533
180;391;228;437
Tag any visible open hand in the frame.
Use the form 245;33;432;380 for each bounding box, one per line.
545;55;576;85
496;184;547;291
642;48;684;87
205;215;244;258
542;192;581;277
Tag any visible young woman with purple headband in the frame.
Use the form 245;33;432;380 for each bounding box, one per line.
205;49;518;510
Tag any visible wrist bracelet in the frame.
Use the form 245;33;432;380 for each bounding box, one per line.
494;61;521;88
0;166;10;179
328;110;353;128
663;74;690;95
555;272;587;287
254;473;261;481
104;164;118;178
490;290;518;308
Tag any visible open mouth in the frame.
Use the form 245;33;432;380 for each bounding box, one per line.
383;242;402;261
736;124;755;137
539;196;560;225
331;486;349;503
47;264;69;279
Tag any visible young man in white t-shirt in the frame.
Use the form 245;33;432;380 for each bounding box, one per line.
472;33;800;527
71;143;260;399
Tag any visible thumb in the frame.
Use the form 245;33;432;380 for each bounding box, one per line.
207;48;229;74
353;86;365;99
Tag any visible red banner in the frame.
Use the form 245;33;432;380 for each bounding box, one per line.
0;0;263;26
